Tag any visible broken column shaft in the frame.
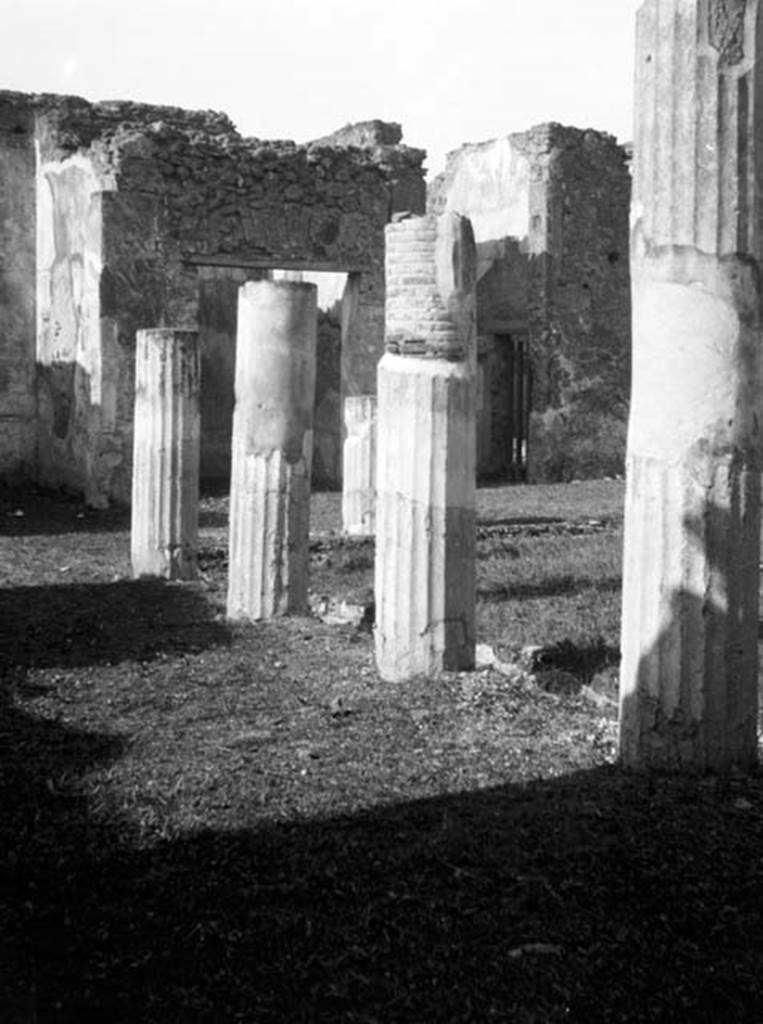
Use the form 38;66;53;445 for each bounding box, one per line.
619;0;762;771
375;213;477;681
227;280;317;620
131;328;200;580
342;395;376;536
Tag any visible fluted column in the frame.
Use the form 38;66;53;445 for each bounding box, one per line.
619;0;762;771
375;213;477;681
130;328;200;580
342;396;377;536
226;280;317;620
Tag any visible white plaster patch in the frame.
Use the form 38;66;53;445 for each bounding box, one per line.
628;280;746;459
36;152;104;372
444;138;531;245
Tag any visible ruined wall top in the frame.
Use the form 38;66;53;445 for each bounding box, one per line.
307;119;424;210
309;120;404;148
0;89;235;158
427;122;630;223
0;90;425;185
0;88;426;274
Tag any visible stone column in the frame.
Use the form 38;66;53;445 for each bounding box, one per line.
619;0;762;771
227;280;317;620
375;213;477;681
131;328;200;580
342;396;377;536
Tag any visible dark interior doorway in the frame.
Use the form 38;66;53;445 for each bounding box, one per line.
477;332;530;482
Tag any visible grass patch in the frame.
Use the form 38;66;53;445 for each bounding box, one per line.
1;480;763;1022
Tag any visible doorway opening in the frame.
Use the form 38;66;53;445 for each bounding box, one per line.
477;332;530;482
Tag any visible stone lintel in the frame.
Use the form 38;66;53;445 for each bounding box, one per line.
186;253;367;274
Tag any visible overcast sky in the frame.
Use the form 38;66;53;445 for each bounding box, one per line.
3;0;639;176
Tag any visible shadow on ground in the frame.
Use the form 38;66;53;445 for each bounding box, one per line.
478;574;622;602
2;488;761;1021
198;509;229;530
477;515;566;527
1;683;761;1023
528;637;621;693
0;489;130;538
0;580;230;670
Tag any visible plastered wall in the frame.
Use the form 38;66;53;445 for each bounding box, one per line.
0;91;425;502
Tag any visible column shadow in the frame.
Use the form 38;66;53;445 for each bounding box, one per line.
0;579;230;670
619;483;760;771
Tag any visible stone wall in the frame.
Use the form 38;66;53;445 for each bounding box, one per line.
526;126;631;482
430;124;631;482
0;90;425;502
0;100;37;477
310;120;426;218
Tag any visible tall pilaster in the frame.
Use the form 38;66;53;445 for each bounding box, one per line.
131;329;200;580
375;213;477;681
227;281;317;620
619;0;762;770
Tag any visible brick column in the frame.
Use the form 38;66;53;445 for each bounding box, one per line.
341;395;376;536
375;213;477;681
619;0;762;771
227;281;317;620
130;329;200;580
